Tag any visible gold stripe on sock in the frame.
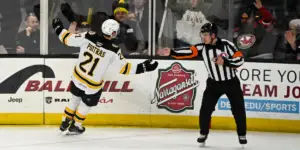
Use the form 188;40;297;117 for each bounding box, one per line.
64;107;75;119
63;113;73;119
74;116;84;123
74;110;86;124
65;107;75;114
75;110;86;119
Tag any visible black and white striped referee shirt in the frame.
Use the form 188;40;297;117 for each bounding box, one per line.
170;38;244;81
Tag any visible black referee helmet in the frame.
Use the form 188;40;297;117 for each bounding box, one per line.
201;23;218;35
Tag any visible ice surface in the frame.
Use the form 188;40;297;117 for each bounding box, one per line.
0;126;299;150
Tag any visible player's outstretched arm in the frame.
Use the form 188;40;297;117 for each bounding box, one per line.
52;18;86;47
61;3;87;23
112;50;158;75
135;59;159;74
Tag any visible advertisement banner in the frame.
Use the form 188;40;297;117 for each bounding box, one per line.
218;98;299;114
215;62;300;120
1;58;300;125
150;61;206;115
151;62;199;113
0;58;44;113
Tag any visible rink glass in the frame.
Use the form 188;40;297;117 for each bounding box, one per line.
0;0;299;61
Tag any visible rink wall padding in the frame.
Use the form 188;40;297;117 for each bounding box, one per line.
0;113;43;124
1;58;300;133
1;113;300;133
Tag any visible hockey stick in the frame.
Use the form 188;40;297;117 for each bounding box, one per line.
158;0;168;50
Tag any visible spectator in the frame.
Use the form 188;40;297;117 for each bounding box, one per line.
233;0;276;59
269;0;300;60
168;0;211;47
166;0;228;48
130;0;147;23
284;19;300;60
61;0;140;55
123;18;145;55
15;13;40;54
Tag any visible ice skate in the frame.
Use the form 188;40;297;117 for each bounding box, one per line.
197;134;207;147
59;117;72;132
66;121;86;135
238;135;247;148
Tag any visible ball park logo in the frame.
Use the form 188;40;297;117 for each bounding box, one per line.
151;62;199;113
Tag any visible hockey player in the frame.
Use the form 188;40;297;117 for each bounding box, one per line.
52;18;158;134
158;23;247;147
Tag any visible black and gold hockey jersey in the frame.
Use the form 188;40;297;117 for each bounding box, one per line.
58;29;137;94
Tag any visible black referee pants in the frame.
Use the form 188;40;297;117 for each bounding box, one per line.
199;77;246;136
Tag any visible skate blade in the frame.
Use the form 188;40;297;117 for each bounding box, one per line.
60;130;70;136
65;131;82;136
60;130;79;136
241;144;246;149
199;142;205;147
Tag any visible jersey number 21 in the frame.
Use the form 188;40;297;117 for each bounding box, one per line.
79;52;99;76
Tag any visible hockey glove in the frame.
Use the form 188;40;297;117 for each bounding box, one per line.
61;3;76;22
136;59;159;74
52;18;64;35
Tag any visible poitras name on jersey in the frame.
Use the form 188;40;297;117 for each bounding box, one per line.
87;43;106;57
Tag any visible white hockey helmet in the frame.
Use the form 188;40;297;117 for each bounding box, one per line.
101;19;120;38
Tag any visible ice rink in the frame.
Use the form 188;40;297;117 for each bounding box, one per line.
0;126;300;150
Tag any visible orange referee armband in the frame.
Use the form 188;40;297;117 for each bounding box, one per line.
232;51;243;58
171;46;198;59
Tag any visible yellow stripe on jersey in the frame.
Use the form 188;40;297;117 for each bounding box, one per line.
60;30;69;42
63;33;72;45
119;63;127;74
125;63;132;75
73;67;104;89
74;67;103;85
120;63;132;75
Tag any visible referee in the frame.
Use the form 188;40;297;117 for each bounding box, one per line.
158;23;247;146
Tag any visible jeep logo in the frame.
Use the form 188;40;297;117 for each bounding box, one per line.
8;97;23;103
